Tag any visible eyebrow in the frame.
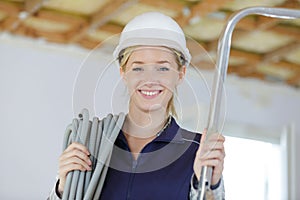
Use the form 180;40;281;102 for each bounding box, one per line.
131;60;171;65
132;61;145;65
156;60;171;64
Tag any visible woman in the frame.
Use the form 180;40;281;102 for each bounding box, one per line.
49;12;225;199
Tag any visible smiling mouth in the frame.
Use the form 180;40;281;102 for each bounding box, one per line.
138;90;162;97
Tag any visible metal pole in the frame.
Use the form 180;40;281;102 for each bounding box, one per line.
198;7;300;200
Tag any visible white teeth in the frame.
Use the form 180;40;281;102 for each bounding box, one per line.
141;90;159;96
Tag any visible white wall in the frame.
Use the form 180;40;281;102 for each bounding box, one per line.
0;36;85;199
0;34;299;199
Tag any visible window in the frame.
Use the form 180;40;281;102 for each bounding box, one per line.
223;136;281;200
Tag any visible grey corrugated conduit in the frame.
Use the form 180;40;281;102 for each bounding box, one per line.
61;108;125;200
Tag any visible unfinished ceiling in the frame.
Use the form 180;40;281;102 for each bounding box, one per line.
0;0;299;88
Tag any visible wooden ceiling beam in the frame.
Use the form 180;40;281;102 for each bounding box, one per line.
275;0;300;8
16;9;88;40
89;0;130;30
269;60;300;86
190;0;232;17
37;30;69;43
229;61;295;83
0;1;21;14
271;25;300;40
36;10;87;27
78;38;99;49
264;61;299;72
287;73;300;87
229;8;298;32
263;42;300;63
176;0;232;27
235;16;257;31
230;49;262;65
78;23;123;48
9;0;46;32
33;10;88;43
70;0;130;43
255;16;280;30
0;1;22;31
235;16;279;32
98;23;123;34
24;0;44;13
260;60;299;84
139;0;184;12
228;65;265;80
13;8;88;42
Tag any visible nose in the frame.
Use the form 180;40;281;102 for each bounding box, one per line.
142;68;158;82
143;81;157;88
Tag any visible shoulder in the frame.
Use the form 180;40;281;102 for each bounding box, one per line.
178;127;202;145
170;117;202;146
176;127;201;161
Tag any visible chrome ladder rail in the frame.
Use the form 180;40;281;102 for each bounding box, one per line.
198;7;300;200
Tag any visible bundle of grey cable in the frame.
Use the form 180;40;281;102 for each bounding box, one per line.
61;108;125;200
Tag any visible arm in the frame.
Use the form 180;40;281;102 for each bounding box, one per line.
47;179;62;200
189;174;225;200
190;130;226;199
47;142;92;199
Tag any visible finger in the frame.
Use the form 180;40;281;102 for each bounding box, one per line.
64;142;90;155
211;166;224;185
59;163;91;178
60;157;92;171
196;147;224;164
198;158;223;169
198;149;225;161
212;163;224;175
200;129;207;144
60;149;91;166
200;141;225;154
209;141;225;151
206;133;225;142
200;131;225;144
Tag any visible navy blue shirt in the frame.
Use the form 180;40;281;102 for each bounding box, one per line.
100;117;201;200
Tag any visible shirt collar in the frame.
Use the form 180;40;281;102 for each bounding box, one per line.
116;117;184;146
153;117;184;144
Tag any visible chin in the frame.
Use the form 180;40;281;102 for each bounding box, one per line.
140;103;166;113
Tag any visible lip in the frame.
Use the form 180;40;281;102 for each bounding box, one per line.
138;89;162;99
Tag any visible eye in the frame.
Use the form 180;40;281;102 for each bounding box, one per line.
158;67;170;71
132;67;143;72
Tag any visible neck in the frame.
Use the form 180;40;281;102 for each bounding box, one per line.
123;104;169;139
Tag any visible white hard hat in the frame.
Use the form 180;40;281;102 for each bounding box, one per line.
113;12;191;66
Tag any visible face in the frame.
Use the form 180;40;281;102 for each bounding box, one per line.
120;46;186;113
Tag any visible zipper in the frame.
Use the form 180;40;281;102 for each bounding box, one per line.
125;137;155;200
126;157;139;200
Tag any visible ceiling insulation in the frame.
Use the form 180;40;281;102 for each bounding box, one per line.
284;46;300;65
43;0;111;15
0;0;299;88
223;0;287;10
232;30;295;53
23;17;71;32
256;63;294;80
0;10;7;21
111;3;179;25
184;18;225;41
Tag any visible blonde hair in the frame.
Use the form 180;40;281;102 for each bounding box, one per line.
118;46;186;119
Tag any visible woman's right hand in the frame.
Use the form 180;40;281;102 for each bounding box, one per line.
58;142;92;195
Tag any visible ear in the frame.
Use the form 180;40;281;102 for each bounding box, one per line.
177;65;186;85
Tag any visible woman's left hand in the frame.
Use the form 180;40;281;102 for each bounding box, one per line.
193;130;225;185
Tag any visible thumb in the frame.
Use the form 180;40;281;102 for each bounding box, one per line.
200;128;207;144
